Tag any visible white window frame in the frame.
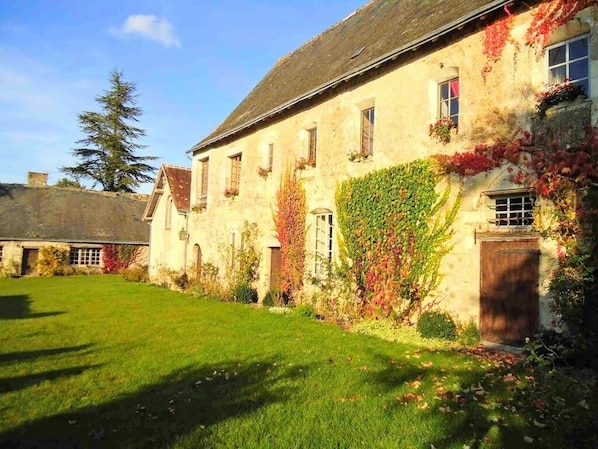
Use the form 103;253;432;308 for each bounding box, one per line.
314;213;333;276
488;192;536;229
70;248;101;266
307;127;317;166
438;77;459;127
546;35;590;95
360;107;375;156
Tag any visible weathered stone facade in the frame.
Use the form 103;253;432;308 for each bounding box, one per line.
150;2;598;343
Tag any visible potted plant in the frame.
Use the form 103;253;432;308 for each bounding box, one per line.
224;186;239;198
429;117;457;144
536;80;586;118
347;150;370;162
257;166;272;179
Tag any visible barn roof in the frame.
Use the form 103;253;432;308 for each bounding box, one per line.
0;184;149;244
190;0;515;153
143;164;192;221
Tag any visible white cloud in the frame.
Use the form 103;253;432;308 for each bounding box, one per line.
112;15;181;48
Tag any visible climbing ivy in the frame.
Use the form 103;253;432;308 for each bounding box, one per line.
335;160;460;321
274;167;307;301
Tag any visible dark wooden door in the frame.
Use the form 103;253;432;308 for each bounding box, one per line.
21;248;39;275
480;239;539;345
270;247;282;290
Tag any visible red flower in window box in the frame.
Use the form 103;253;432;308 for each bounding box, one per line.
429;117;457;145
224;186;239;197
536;80;586;118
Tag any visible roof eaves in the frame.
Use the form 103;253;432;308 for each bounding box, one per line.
188;0;512;154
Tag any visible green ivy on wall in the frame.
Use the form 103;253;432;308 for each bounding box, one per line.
335;159;460;321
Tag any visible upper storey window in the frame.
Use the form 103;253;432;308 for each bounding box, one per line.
439;77;459;128
360;107;375;156
307;127;317;166
547;35;589;95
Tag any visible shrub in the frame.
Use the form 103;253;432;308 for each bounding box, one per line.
37;246;69;276
416;310;457;340
232;282;258;304
262;289;280;307
120;265;149;283
458;319;480;346
0;261;20;278
293;303;316;319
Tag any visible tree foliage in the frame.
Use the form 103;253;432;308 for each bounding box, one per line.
54;177;83;189
62;69;157;192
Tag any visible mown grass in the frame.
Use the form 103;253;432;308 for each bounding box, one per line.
0;276;585;448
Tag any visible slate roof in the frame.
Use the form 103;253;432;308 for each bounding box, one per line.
143;165;192;221
190;0;517;153
0;184;150;244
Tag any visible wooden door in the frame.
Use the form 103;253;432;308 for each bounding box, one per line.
270;247;282;291
193;244;202;281
480;239;539;345
21;248;39;275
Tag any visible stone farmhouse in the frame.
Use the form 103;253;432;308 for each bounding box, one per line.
0;172;149;275
143;164;192;279
146;0;597;345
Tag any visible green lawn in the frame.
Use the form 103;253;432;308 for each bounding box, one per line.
0;276;579;448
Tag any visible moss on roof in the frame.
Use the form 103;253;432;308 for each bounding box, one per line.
0;185;149;243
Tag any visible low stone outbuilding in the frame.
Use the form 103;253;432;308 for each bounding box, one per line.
0;172;150;276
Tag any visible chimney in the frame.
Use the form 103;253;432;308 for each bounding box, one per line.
27;172;48;187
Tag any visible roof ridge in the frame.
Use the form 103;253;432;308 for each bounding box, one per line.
162;163;191;171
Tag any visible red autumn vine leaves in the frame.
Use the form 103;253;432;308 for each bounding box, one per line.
526;0;598;50
274;168;306;300
482;0;597;79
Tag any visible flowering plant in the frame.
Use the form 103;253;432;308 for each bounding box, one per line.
257;166;272;179
295;156;315;170
429;117;457;144
536;81;586;118
348;150;370;162
224;186;239;197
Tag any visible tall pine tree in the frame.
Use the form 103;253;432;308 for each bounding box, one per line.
62;70;157;192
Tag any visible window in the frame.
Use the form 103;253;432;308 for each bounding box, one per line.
267;144;274;171
230;154;242;192
314;213;333;276
199;158;209;208
70;248;101;266
165;195;173;229
547;35;589;94
0;245;3;263
307;127;317;166
491;193;536;228
361;107;375;156
439;77;459;127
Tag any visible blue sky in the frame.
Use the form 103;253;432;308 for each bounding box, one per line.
0;0;364;192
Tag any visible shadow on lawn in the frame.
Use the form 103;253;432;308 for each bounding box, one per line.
0;358;307;449
0;365;103;395
365;350;531;449
0;295;64;320
0;344;95;365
